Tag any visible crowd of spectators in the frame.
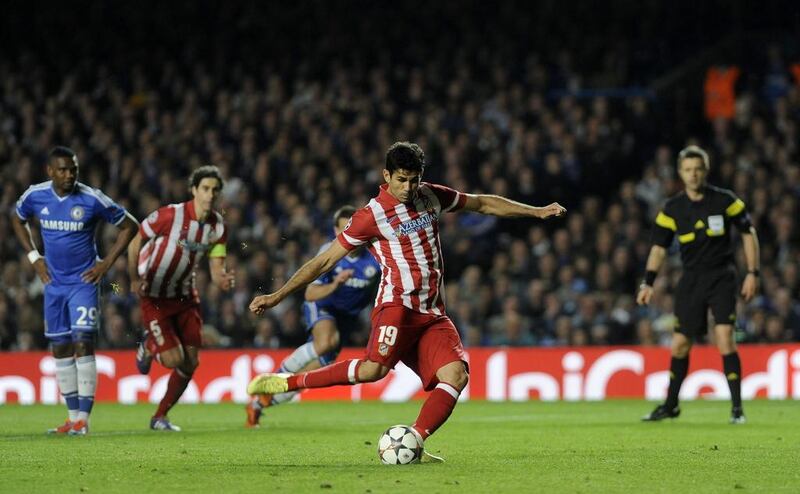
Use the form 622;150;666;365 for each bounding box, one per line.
1;2;799;351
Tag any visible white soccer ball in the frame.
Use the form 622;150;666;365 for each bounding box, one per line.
377;425;424;465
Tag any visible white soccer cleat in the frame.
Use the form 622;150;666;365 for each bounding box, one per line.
246;373;291;395
150;416;182;432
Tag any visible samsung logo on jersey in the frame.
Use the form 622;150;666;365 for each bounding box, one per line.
40;220;86;231
344;278;371;288
393;212;435;237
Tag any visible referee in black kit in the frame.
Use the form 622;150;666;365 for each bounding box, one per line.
637;145;759;424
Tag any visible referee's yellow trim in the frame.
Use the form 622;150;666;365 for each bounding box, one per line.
209;244;227;258
706;228;725;237
655;211;677;231
726;199;745;217
678;232;695;243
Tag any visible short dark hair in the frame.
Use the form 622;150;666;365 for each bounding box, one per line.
333;205;357;225
48;146;78;165
189;165;224;189
677;145;710;171
385;141;425;174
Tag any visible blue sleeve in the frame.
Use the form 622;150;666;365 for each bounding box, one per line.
15;189;35;220
314;270;333;285
92;188;127;225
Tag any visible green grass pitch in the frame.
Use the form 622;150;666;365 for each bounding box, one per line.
1;400;798;493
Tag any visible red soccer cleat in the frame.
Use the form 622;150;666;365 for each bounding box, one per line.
245;394;272;428
47;420;74;435
68;419;89;436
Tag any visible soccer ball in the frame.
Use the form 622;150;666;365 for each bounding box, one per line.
377;425;424;465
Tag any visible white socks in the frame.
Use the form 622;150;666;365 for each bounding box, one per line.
76;355;97;422
269;342;318;406
55;357;79;422
279;342;318;373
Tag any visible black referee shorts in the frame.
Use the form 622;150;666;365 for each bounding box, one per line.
674;266;737;338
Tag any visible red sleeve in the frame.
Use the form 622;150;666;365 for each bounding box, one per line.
427;183;467;213
140;206;174;239
336;207;378;250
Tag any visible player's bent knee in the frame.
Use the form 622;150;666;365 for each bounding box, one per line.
73;341;95;357
357;360;390;382
51;343;74;359
439;365;469;391
159;349;184;368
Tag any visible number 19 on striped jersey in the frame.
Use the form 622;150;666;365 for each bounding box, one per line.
378;325;398;346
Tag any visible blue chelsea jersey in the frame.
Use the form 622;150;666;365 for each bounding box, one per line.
312;242;380;315
15;181;127;285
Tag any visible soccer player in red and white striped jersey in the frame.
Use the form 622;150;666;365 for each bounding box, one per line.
248;142;565;459
128;165;235;431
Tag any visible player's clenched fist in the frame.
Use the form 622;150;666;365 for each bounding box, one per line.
539;203;567;219
250;293;280;314
636;284;654;306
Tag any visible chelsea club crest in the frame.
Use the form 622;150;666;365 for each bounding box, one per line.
70;206;85;220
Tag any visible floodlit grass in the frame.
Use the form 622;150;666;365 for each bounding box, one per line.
1;400;798;493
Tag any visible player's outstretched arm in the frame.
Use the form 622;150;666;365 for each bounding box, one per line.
636;245;667;306
10;213;51;284
740;227;760;302
250;241;351;315
82;213;139;284
461;194;566;219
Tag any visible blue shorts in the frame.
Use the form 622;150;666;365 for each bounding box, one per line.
44;283;99;345
302;302;361;336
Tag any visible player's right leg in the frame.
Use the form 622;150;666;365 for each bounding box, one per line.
247;359;390;394
642;332;692;421
643;276;699;422
248;306;413;395
44;284;80;434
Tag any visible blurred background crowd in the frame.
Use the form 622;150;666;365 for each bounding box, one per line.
1;1;799;351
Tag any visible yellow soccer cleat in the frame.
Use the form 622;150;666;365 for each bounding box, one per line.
246;373;290;395
421;450;445;463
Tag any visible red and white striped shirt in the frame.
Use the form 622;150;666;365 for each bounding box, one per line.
337;182;467;315
138;200;227;300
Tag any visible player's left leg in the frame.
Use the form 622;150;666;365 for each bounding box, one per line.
66;283;100;435
709;268;744;423
151;307;202;431
714;324;744;423
409;316;468;442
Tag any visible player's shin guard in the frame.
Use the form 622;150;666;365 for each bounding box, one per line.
55;357;79;422
76;355;97;422
279;341;319;373
155;368;192;418
723;352;742;409
413;382;460;440
286;359;361;390
664;356;689;409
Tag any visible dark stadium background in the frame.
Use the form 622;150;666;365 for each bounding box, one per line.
1;0;799;352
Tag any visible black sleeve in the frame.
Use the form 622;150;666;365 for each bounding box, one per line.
724;193;753;233
651;207;676;247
